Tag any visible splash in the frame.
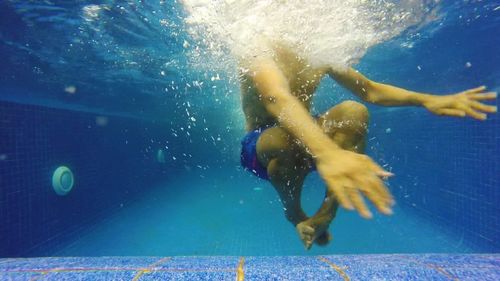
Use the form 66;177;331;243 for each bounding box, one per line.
182;0;438;70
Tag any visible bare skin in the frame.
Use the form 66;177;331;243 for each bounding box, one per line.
239;44;497;249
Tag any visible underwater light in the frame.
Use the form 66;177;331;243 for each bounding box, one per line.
157;149;166;163
52;166;74;196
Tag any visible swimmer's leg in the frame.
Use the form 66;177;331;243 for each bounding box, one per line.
256;127;310;226
297;101;369;249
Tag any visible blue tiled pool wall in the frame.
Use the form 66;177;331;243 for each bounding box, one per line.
367;107;499;252
341;10;500;253
1;101;498;257
0;101;178;257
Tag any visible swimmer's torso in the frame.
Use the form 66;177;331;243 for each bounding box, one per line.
240;47;328;131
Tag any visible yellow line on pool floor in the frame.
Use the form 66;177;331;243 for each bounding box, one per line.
29;271;47;281
318;257;350;281
237;257;245;281
424;263;460;281
132;257;171;281
403;256;459;281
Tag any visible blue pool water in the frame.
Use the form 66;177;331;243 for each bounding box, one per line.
0;0;499;264
51;171;475;257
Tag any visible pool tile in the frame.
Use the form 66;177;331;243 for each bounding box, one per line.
141;271;235;281
0;254;498;280
33;271;137;281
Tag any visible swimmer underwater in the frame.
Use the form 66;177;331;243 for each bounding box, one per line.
238;42;498;250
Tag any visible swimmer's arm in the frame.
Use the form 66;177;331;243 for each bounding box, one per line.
249;59;394;218
249;59;340;156
328;68;428;106
328;68;497;120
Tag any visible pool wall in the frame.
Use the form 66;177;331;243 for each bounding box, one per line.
349;11;500;252
0;100;178;257
1;97;499;257
369;108;499;252
1;93;499;258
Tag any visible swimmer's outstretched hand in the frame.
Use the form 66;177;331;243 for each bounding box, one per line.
423;86;497;120
315;149;394;219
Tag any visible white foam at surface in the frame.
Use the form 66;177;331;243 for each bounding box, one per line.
182;0;438;71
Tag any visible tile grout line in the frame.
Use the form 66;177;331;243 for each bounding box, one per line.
27;268;145;273
6;267;237;273
318;257;350;281
131;257;171;281
237;257;245;281
0;259;17;265
403;256;460;281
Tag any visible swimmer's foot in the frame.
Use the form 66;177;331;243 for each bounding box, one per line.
315;231;332;246
296;222;315;250
296;220;330;250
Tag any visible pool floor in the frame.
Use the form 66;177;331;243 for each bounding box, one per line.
1;254;499;280
39;170;477;256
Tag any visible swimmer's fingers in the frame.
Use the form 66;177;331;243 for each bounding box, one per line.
364;161;395;213
439;105;490;120
464;85;487;94
359;186;392;215
366;159;394;178
354;175;393;216
364;175;395;207
345;185;372;219
463;106;487;120
468;92;497;101
470;101;498;113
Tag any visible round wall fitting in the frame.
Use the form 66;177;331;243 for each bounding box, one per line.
52;166;74;196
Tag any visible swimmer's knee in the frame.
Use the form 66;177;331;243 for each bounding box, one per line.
322;101;369;135
336;100;369;123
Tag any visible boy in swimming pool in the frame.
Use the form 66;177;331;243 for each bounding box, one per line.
239;44;497;249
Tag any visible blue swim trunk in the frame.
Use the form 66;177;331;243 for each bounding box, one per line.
240;125;318;181
240;128;271;180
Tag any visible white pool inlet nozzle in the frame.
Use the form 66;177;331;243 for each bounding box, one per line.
52;166;74;196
